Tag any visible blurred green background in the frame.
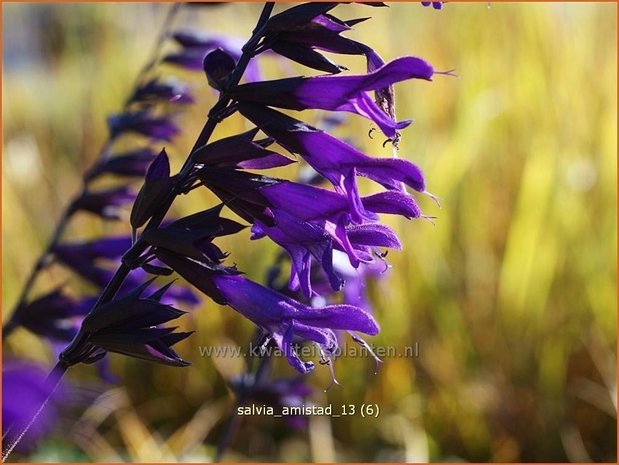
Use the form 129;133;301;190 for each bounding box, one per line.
2;2;616;462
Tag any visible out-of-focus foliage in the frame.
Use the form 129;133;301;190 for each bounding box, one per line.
2;2;616;462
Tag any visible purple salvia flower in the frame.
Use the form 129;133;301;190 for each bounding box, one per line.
201;272;379;374
200;172;420;225
195;170;365;229
232;56;435;138
70;186;135;220
159;237;377;375
194;170;420;286
192;167;418;296
251;210;401;296
259;4;447;144
107;110;179;141
261;177;422;222
251;211;343;298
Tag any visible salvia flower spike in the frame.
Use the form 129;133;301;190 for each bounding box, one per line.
5;3;450;459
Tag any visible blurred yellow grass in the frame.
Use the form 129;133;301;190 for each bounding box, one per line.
2;2;616;462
